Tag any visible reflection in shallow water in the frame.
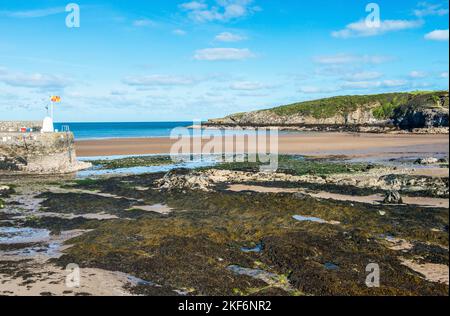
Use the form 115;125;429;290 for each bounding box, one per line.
77;155;219;178
0;227;50;244
227;265;296;293
122;273;158;287
1;242;61;258
227;265;279;283
241;242;264;253
293;215;327;224
324;262;339;271
0;228;86;260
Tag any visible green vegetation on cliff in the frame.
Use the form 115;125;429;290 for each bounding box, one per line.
212;91;449;128
268;91;447;119
271;93;401;118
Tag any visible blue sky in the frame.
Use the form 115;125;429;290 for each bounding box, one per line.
0;0;448;122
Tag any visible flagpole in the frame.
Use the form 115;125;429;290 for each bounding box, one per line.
50;97;54;133
49;96;60;132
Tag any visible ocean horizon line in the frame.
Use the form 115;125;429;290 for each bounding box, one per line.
52;121;266;140
54;120;199;124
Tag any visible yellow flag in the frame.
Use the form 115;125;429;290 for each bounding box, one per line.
50;96;61;103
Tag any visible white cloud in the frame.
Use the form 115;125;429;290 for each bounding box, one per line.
298;86;338;94
440;71;449;78
424;29;449;41
382;79;408;87
314;54;392;65
194;48;255;61
123;75;198;86
173;29;187;36
229;81;268;90
342;71;383;81
409;71;427;78
342;79;407;89
180;1;208;11
0;7;65;18
414;2;449;17
235;92;269;97
180;0;260;23
410;82;432;88
133;19;156;27
0;68;69;89
110;89;130;96
332;19;423;38
215;32;246;42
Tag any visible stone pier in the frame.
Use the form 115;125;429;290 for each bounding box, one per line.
0;122;90;174
0;121;43;133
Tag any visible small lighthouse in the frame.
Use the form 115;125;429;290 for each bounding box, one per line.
42;116;54;133
42;96;61;133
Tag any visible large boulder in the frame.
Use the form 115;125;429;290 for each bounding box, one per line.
415;157;439;165
156;169;213;192
0;185;12;197
383;190;403;204
0;185;8;208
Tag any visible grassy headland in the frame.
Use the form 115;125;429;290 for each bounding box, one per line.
206;91;449;131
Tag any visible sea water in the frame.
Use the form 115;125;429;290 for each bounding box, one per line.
54;122;269;140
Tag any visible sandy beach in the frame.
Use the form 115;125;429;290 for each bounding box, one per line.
75;133;449;157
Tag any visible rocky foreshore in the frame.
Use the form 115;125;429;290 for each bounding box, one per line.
156;165;449;198
195;124;449;134
1;153;449;296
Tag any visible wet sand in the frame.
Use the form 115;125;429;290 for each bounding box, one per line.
227;184;450;209
401;259;449;285
411;168;449;178
0;260;138;296
75;133;449;157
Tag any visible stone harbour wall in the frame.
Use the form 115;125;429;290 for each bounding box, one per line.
0;132;90;174
0;121;43;132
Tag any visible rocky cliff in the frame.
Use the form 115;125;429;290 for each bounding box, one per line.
206;91;449;132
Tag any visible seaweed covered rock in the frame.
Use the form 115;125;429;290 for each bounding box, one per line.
157;166;449;199
415;157;440;165
379;174;449;198
0;185;12;209
383;190;403;204
0;185;13;198
156;169;213;192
